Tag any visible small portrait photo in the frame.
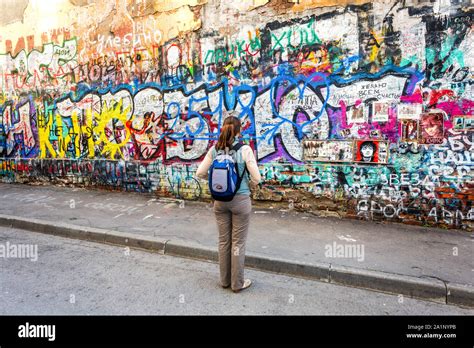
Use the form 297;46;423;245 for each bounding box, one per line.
340;128;351;137
453;116;465;130
454;115;474;130
465;116;474;129
372;101;390;123
419;112;444;144
400;120;419;142
348;104;368;124
354;140;389;164
397;103;422;120
370;129;381;138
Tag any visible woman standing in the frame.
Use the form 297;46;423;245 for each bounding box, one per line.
196;116;262;292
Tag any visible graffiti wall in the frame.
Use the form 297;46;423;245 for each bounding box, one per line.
0;0;473;230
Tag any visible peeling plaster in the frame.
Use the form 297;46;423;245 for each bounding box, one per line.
0;0;28;27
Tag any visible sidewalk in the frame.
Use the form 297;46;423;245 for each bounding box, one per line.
0;182;473;307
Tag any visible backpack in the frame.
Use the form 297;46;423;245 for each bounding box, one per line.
209;143;248;202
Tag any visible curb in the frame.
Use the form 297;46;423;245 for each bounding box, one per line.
447;282;474;308
245;253;331;283
330;264;447;304
0;215;168;252
0;214;472;308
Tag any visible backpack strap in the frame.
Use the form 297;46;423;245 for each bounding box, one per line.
231;142;249;192
231;142;244;152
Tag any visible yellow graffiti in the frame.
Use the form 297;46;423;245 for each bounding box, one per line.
94;101;131;160
38;108;57;159
38;104;99;159
369;29;382;63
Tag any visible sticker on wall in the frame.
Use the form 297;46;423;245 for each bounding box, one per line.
370;129;381;138
397;103;422;120
340;129;351;137
347;104;368;124
419;112;444;144
353;140;389;164
453;115;474;130
372;101;391;123
400;120;419;142
466;117;474;129
303;140;354;162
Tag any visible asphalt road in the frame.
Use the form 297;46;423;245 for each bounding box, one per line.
1;227;473;315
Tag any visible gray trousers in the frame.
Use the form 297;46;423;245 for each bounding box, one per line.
213;194;251;290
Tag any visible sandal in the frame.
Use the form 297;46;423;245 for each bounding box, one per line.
233;279;252;293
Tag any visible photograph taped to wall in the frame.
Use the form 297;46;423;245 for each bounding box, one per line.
453;116;464;129
419;112;444;144
340;128;351;137
400;120;419;142
347;104;368;124
397;103;422;120
354;140;389;164
466;117;474;129
453;115;474;130
372;101;391;122
370;129;381;138
303;140;354;162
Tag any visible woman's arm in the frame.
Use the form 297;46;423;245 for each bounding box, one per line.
242;145;262;184
195;147;214;180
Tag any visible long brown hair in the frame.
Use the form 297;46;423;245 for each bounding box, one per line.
216;116;241;150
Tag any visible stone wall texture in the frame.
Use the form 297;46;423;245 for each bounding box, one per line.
0;0;473;230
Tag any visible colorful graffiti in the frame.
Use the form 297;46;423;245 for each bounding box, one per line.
1;2;473;229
